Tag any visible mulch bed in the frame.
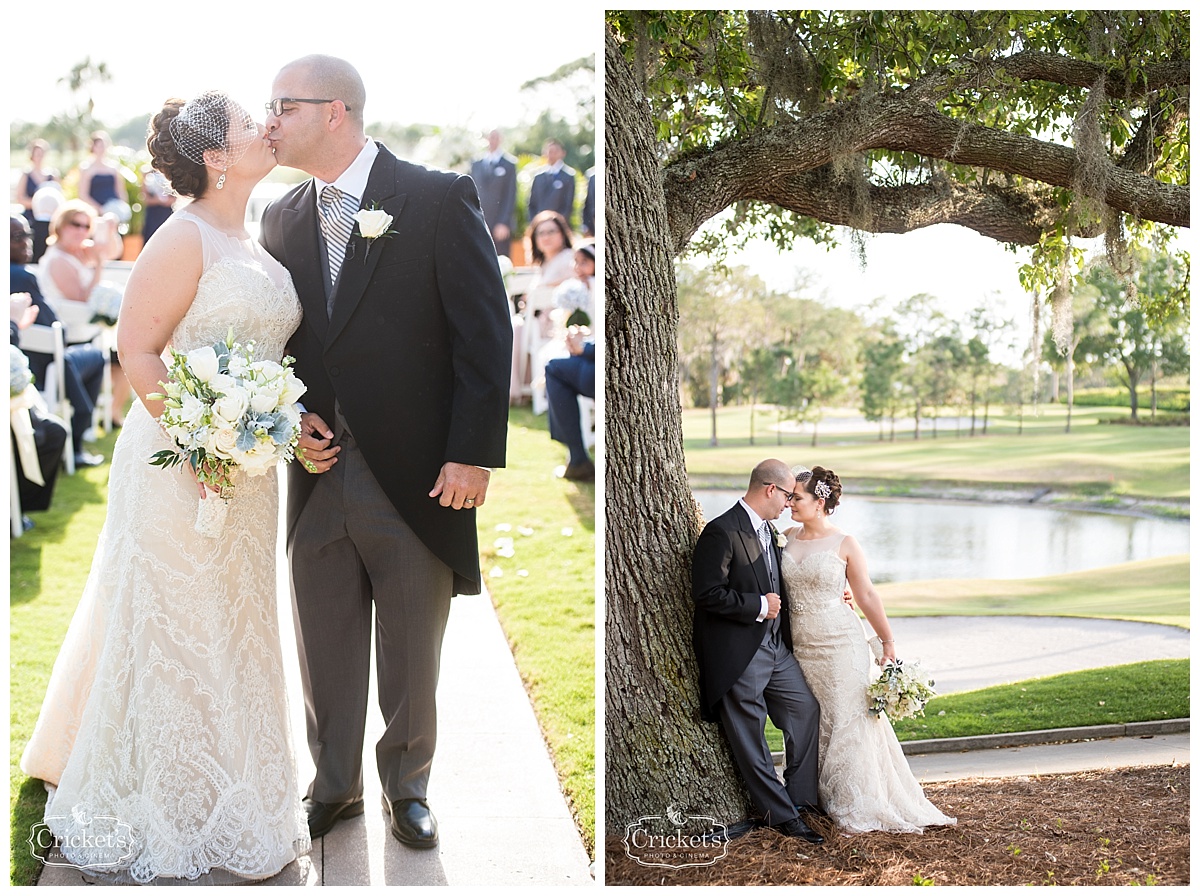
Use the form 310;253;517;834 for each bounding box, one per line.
605;764;1189;885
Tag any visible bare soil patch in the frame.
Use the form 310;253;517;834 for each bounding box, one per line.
605;764;1188;886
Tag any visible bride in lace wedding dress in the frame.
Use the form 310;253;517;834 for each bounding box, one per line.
780;466;955;834
20;93;309;883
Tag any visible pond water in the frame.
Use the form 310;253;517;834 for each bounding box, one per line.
694;491;1189;583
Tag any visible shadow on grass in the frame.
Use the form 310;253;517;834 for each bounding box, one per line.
11;773;49;886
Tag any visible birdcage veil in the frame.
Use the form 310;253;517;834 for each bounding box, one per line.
168;91;258;170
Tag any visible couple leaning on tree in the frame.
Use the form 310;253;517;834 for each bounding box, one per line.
692;458;956;840
20;55;512;882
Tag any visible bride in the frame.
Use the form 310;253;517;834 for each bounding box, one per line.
19;91;310;882
780;465;955;834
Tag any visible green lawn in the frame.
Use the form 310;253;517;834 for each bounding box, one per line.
890;660;1190;741
767;659;1189;752
879;555;1190;630
10;408;595;883
475;406;596;854
684;404;1189;501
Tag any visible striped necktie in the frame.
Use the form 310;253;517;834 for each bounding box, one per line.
318;184;358;291
760;521;777;590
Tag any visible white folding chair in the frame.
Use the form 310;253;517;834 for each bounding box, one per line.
19;322;75;474
578;396;596;451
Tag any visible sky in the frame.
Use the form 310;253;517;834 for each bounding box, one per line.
7;6;600;136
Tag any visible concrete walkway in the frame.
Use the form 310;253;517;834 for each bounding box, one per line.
907;731;1190;783
886;615;1189;695
36;587;592;886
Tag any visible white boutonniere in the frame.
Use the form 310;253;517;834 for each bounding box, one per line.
772;526;787;549
352;205;397;262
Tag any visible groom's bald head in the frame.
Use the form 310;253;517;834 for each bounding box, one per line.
276;55;367;127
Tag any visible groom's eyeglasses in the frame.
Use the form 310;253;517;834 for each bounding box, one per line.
771;483;798;502
265;98;352;117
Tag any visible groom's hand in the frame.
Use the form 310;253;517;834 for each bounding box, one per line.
764;592;782;619
296;412;339;474
429;462;491;510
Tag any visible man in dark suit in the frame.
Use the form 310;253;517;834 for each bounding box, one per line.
527;139;576;226
261;55;511;850
581;168;595;237
470;129;517;258
692;458;823;842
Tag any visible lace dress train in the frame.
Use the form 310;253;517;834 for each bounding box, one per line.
19;211;311;882
783;532;955;834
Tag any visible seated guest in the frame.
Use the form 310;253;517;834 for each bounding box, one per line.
11;216;107;467
545;325;595;482
37;200;122;342
10;337;69;521
36;203;131;427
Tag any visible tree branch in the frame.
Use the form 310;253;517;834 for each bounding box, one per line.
662;91;1189;251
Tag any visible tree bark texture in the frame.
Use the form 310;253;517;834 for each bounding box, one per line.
604;30;753;831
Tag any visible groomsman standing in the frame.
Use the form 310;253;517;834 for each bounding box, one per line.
470;129;517;257
527;139;576;227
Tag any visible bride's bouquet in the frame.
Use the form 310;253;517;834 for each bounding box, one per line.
149;331;306;537
867;653;938;722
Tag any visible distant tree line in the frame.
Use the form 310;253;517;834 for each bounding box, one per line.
677;250;1188;444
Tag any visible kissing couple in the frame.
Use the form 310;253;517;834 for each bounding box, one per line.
692;458;955;840
20;55;512;883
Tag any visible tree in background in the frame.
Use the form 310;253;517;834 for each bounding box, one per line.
860;320;906;441
604;11;1189;829
675;263;773;445
1076;250;1190;421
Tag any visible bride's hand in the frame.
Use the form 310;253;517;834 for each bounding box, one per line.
880;639;897;664
183;459;222;499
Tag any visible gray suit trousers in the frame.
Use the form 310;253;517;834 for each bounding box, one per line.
288;426;452;804
717;621;821;825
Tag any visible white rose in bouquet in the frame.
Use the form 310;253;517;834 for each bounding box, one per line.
212;386;250;426
208;426;240;460
186;345;220;384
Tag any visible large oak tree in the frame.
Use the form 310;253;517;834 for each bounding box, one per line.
604;10;1189;833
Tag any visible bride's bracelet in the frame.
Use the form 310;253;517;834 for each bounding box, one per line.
881;639;895;644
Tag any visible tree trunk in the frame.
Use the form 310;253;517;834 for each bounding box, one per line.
1125;366;1141;420
604;30;753;832
749;397;757;445
1066;338;1078;434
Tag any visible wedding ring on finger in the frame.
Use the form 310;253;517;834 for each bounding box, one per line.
464;498;475;507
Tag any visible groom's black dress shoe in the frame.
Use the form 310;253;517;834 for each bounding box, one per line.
382;794;439;849
304;796;364;839
775;816;825;844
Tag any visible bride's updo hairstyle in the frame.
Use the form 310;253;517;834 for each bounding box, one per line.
147;91;257;199
147;99;211;198
804;466;843;514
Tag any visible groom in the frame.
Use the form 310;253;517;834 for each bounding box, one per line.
259;55;511;848
691;458;824;842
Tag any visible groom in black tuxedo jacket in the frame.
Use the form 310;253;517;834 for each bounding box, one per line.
260;55;511;848
692;458;824;842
